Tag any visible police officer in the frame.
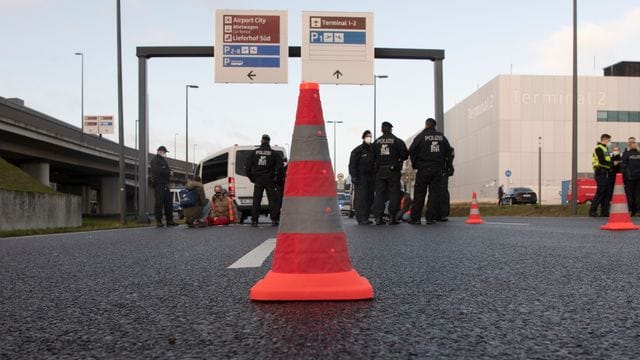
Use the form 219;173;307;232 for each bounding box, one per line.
372;122;408;225
150;145;178;227
348;130;375;225
621;138;640;216
408;118;452;225
589;133;613;217
245;134;283;227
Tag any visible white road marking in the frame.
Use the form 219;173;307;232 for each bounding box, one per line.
484;222;529;226
228;238;276;269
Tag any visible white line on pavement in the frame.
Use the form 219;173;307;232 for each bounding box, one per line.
228;238;276;269
484;222;529;226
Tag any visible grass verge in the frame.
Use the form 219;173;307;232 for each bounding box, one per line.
0;157;56;194
449;203;592;217
0;216;158;238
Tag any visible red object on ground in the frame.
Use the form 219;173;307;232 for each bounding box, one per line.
567;178;597;204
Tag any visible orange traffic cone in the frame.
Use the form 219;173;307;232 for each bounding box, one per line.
249;82;374;301
601;173;639;231
465;192;484;224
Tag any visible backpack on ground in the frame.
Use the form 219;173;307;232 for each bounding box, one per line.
179;188;198;208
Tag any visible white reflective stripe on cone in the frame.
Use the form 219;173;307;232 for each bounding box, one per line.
610;202;629;214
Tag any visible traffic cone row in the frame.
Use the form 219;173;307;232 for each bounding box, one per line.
465;192;484;225
249;82;374;301
601;173;639;231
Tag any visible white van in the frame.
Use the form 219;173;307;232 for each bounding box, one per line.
194;145;287;223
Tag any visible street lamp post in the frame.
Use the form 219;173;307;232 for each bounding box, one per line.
193;143;197;173
326;120;344;177
373;74;388;139
174;133;179;159
538;136;542;206
570;0;578;215
74;52;84;135
185;84;199;181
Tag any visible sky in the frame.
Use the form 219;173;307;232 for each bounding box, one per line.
2;0;640;177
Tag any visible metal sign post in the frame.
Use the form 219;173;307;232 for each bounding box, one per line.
135;46;444;223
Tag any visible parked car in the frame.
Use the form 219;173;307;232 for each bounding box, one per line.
567;178;596;204
338;192;352;216
501;187;537;205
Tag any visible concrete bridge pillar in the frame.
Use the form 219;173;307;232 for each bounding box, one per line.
100;177;120;215
20;162;50;187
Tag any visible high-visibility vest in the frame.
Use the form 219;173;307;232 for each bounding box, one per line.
592;143;611;170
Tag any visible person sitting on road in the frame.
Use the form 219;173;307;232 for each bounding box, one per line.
183;176;209;227
208;185;239;226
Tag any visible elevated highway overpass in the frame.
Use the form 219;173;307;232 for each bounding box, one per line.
0;97;192;217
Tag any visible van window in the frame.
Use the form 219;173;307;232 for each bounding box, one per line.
202;153;228;183
235;150;253;177
235;150;285;177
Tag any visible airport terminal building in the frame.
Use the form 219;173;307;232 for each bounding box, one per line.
444;63;640;204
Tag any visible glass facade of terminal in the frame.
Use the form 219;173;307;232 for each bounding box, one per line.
597;111;640;122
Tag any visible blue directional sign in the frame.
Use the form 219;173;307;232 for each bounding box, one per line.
222;45;280;56
505;169;512;178
222;57;280;68
309;31;366;45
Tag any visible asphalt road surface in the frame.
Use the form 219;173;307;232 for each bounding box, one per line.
2;216;640;359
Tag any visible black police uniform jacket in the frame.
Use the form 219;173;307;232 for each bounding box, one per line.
150;154;171;185
245;144;282;182
622;149;640;181
372;132;409;173
409;127;452;170
348;142;374;181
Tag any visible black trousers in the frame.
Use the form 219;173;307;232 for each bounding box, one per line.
410;168;444;221
373;169;402;219
436;175;450;219
275;181;285;221
625;179;640;214
354;174;374;222
590;171;612;215
251;176;279;222
154;183;173;222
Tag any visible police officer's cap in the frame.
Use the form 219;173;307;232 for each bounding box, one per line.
261;134;270;141
362;130;372;139
381;121;393;129
426;118;437;127
157;145;169;153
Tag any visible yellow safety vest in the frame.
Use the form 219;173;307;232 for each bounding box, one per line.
592;143;611;170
